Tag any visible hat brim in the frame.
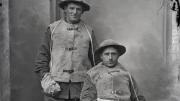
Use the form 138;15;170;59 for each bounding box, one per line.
59;1;90;11
95;45;126;62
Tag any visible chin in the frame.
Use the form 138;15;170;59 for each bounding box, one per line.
107;64;116;68
70;19;80;23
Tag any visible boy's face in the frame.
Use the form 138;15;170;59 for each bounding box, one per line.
100;47;119;68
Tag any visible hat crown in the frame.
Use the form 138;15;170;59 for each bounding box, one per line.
99;39;120;48
61;0;86;2
59;0;90;11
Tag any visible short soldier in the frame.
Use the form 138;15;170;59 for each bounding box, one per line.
81;39;145;101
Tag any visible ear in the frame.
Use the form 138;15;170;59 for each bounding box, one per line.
82;10;85;14
63;4;68;10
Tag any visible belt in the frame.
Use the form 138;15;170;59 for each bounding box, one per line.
54;98;80;101
63;70;74;74
65;47;77;51
64;98;80;101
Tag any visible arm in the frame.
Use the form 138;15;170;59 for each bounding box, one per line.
129;75;146;101
80;74;97;101
34;27;51;79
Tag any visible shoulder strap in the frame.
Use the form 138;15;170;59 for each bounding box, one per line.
49;20;62;69
128;72;140;101
83;24;95;66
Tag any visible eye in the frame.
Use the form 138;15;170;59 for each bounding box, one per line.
104;53;109;56
69;7;75;10
77;8;82;11
111;52;118;56
112;53;117;55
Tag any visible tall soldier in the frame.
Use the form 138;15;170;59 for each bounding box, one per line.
34;0;97;101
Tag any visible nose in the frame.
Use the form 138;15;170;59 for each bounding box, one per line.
108;54;113;60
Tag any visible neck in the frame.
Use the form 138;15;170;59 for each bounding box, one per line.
102;63;117;68
64;18;81;24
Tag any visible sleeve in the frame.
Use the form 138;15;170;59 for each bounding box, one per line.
34;27;51;79
80;74;97;101
129;76;146;101
88;30;99;66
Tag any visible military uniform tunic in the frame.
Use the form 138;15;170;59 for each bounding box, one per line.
49;19;95;82
35;19;97;100
81;62;143;101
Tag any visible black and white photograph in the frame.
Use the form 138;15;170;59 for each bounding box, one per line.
0;0;180;101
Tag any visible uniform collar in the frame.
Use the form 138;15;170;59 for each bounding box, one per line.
62;19;84;31
62;19;83;27
98;62;127;71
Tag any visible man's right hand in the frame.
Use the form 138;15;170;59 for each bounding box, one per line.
41;73;61;96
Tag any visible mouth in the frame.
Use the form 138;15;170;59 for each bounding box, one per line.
70;15;77;17
108;62;114;65
71;17;79;20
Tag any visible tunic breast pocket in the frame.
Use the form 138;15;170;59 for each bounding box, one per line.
75;29;90;46
112;75;130;96
52;32;67;47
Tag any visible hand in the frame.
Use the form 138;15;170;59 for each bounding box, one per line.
41;73;61;95
137;95;145;101
49;82;61;96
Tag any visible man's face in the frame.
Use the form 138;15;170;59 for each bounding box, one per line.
64;3;83;24
100;47;119;68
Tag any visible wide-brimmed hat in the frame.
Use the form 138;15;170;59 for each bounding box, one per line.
95;39;126;60
59;0;90;11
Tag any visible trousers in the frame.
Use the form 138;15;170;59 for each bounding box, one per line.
44;96;80;101
44;82;82;101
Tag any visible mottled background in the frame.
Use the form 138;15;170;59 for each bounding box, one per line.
9;0;177;101
85;0;173;101
9;0;49;101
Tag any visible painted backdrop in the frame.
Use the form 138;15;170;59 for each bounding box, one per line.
10;0;175;101
83;1;172;101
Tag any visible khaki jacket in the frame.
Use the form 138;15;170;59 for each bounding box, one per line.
49;19;97;82
35;19;97;81
34;19;97;99
81;63;145;101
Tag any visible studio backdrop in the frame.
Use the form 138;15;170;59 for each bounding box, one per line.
7;0;179;101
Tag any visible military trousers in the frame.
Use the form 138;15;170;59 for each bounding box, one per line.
44;96;80;101
44;82;82;101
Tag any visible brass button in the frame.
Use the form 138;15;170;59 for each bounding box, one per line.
67;27;79;31
111;91;114;94
115;90;123;95
65;47;77;51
